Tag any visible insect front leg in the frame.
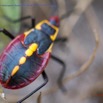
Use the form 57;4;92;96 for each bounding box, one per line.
4;16;35;28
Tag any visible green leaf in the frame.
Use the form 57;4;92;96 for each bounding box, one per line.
0;0;21;33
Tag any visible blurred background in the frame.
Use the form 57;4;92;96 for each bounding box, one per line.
0;0;103;103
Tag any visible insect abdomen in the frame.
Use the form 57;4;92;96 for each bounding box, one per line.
0;35;50;89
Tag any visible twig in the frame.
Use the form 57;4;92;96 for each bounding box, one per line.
56;0;66;17
37;92;42;103
63;30;99;83
60;0;93;37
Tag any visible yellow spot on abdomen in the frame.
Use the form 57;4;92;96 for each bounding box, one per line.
11;66;19;76
25;49;33;56
25;43;38;56
29;43;38;52
19;56;26;65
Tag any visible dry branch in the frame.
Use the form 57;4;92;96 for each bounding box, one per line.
37;92;42;103
60;0;93;37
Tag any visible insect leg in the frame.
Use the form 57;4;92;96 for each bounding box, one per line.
17;71;48;103
4;16;35;28
55;37;68;43
51;54;66;92
0;28;14;39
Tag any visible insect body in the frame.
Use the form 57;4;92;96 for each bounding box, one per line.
0;16;66;103
0;16;59;89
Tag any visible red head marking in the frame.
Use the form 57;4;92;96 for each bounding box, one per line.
49;16;60;27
